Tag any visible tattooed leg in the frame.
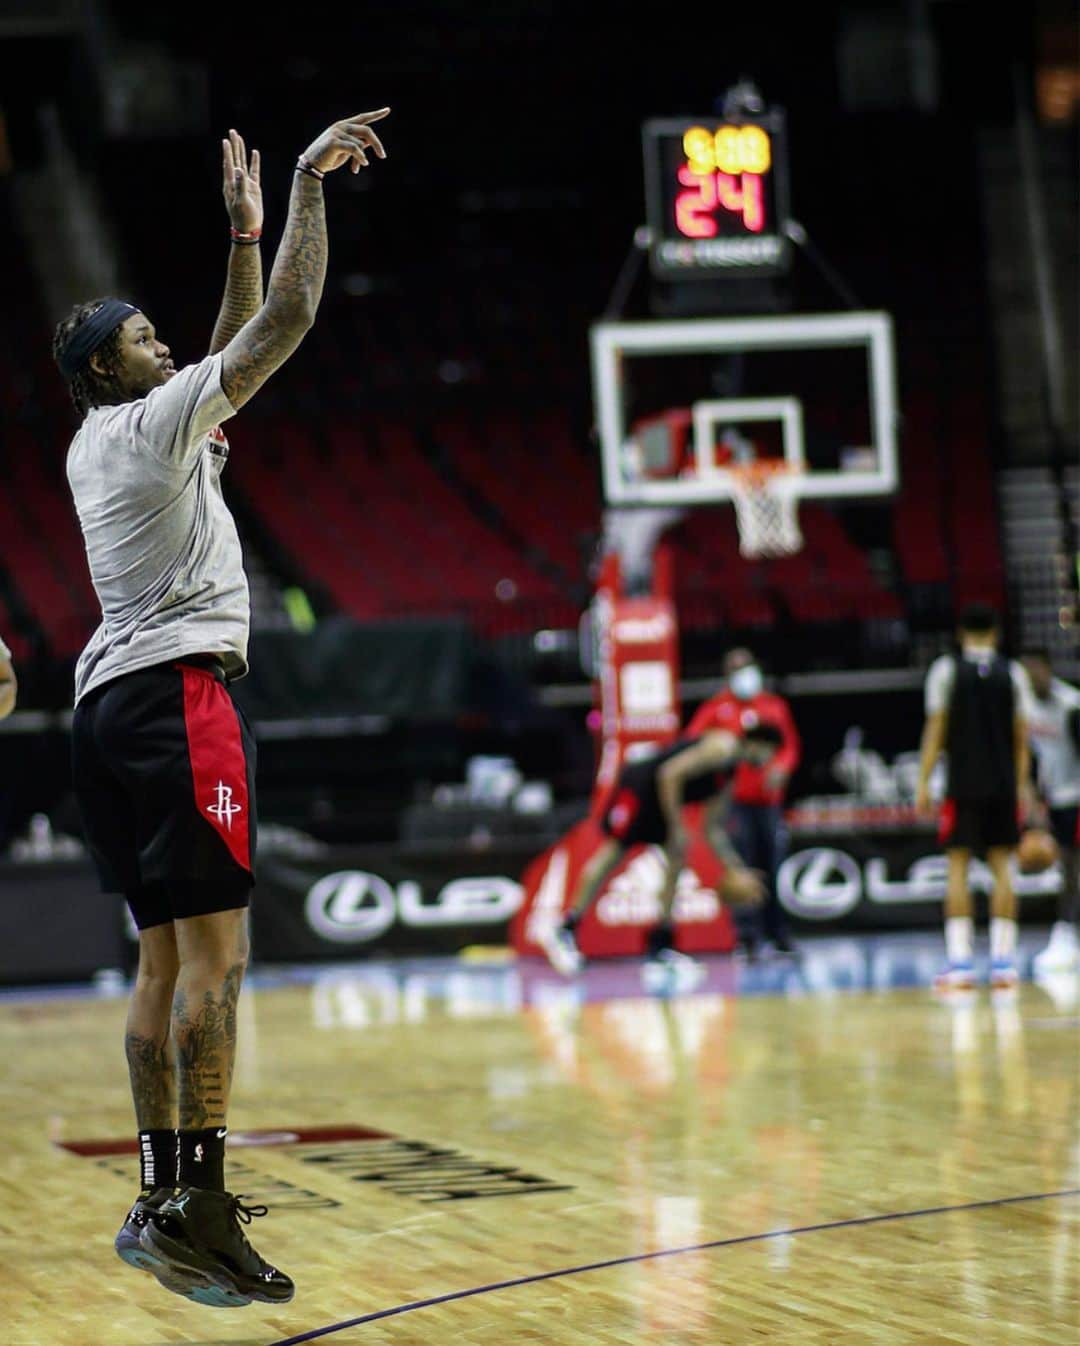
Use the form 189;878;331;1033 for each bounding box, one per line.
172;909;250;1129
125;923;180;1130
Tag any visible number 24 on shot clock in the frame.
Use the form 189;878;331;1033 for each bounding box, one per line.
642;108;792;279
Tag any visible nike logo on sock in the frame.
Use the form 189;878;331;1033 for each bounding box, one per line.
215;1128;228;1140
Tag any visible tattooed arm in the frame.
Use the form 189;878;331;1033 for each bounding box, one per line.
210;245;264;356
219;108;390;411
0;649;16;719
210;128;265;355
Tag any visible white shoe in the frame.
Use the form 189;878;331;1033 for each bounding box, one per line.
933;960;977;993
1035;970;1080;1011
642;947;706;994
1033;923;1080;977
539;922;584;977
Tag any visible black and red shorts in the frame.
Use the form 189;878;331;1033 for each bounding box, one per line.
1048;804;1080;850
601;766;666;848
938;796;1019;854
71;656;256;929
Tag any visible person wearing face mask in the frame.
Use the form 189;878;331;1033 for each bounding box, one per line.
686;648;802;956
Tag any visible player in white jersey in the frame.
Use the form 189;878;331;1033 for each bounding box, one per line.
1021;650;1080;973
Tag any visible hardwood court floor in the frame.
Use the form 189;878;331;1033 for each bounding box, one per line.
1;935;1078;1345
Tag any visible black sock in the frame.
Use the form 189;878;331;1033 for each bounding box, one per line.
647;919;675;956
139;1128;177;1194
177;1126;227;1192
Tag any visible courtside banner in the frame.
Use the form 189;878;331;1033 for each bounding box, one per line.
0;859;128;984
776;828;1061;927
0;829;1062;983
251;845;530;960
511;818;1063;952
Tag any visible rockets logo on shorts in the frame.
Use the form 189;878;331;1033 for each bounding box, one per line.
180;665;252;872
206;781;243;831
607;788;640;839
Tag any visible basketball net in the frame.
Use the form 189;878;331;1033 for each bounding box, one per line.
729;461;804;558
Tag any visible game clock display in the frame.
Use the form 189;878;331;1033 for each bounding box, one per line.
642;111;792;279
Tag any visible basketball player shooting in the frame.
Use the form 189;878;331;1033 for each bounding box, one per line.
542;724;782;982
54;109;389;1308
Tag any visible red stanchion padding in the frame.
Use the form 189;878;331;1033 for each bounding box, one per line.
510;802;737;959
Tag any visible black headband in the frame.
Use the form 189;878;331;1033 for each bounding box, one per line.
58;298;140;382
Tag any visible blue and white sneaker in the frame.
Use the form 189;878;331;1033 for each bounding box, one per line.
540;921;584;977
933;960;976;993
643;947;706;994
989;959;1019;991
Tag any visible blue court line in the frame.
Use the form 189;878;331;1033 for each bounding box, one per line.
266;1185;1080;1345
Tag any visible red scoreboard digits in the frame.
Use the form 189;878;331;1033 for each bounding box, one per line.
676;124;771;236
643;111;792;279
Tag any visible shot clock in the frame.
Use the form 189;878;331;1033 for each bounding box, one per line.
642;109;792;280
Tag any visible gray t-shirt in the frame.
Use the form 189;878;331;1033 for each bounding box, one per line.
67;353;249;704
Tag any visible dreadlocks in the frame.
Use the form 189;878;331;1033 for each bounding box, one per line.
52;299;128;419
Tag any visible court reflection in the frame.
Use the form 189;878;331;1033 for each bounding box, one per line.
525;989;828;1340
298;934;971;1031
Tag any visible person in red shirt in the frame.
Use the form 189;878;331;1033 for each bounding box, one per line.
686;647;802;955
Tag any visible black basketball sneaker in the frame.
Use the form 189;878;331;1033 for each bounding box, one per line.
140;1187;295;1305
116;1187;247;1306
116;1189;177;1272
116;1188;169;1260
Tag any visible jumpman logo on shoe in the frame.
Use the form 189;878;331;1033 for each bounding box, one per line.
206;781;242;830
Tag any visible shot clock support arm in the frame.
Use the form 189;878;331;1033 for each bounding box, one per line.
783;219;864;310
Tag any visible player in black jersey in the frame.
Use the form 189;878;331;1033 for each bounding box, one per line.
542;722;785;981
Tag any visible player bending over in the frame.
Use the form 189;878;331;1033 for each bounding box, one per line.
542;723;784;982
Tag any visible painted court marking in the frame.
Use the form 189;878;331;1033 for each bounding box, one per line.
267;1186;1080;1345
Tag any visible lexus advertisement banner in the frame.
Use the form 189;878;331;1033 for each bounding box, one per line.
778;830;1061;927
259;830;1062;957
0;830;1064;984
251;846;528;961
